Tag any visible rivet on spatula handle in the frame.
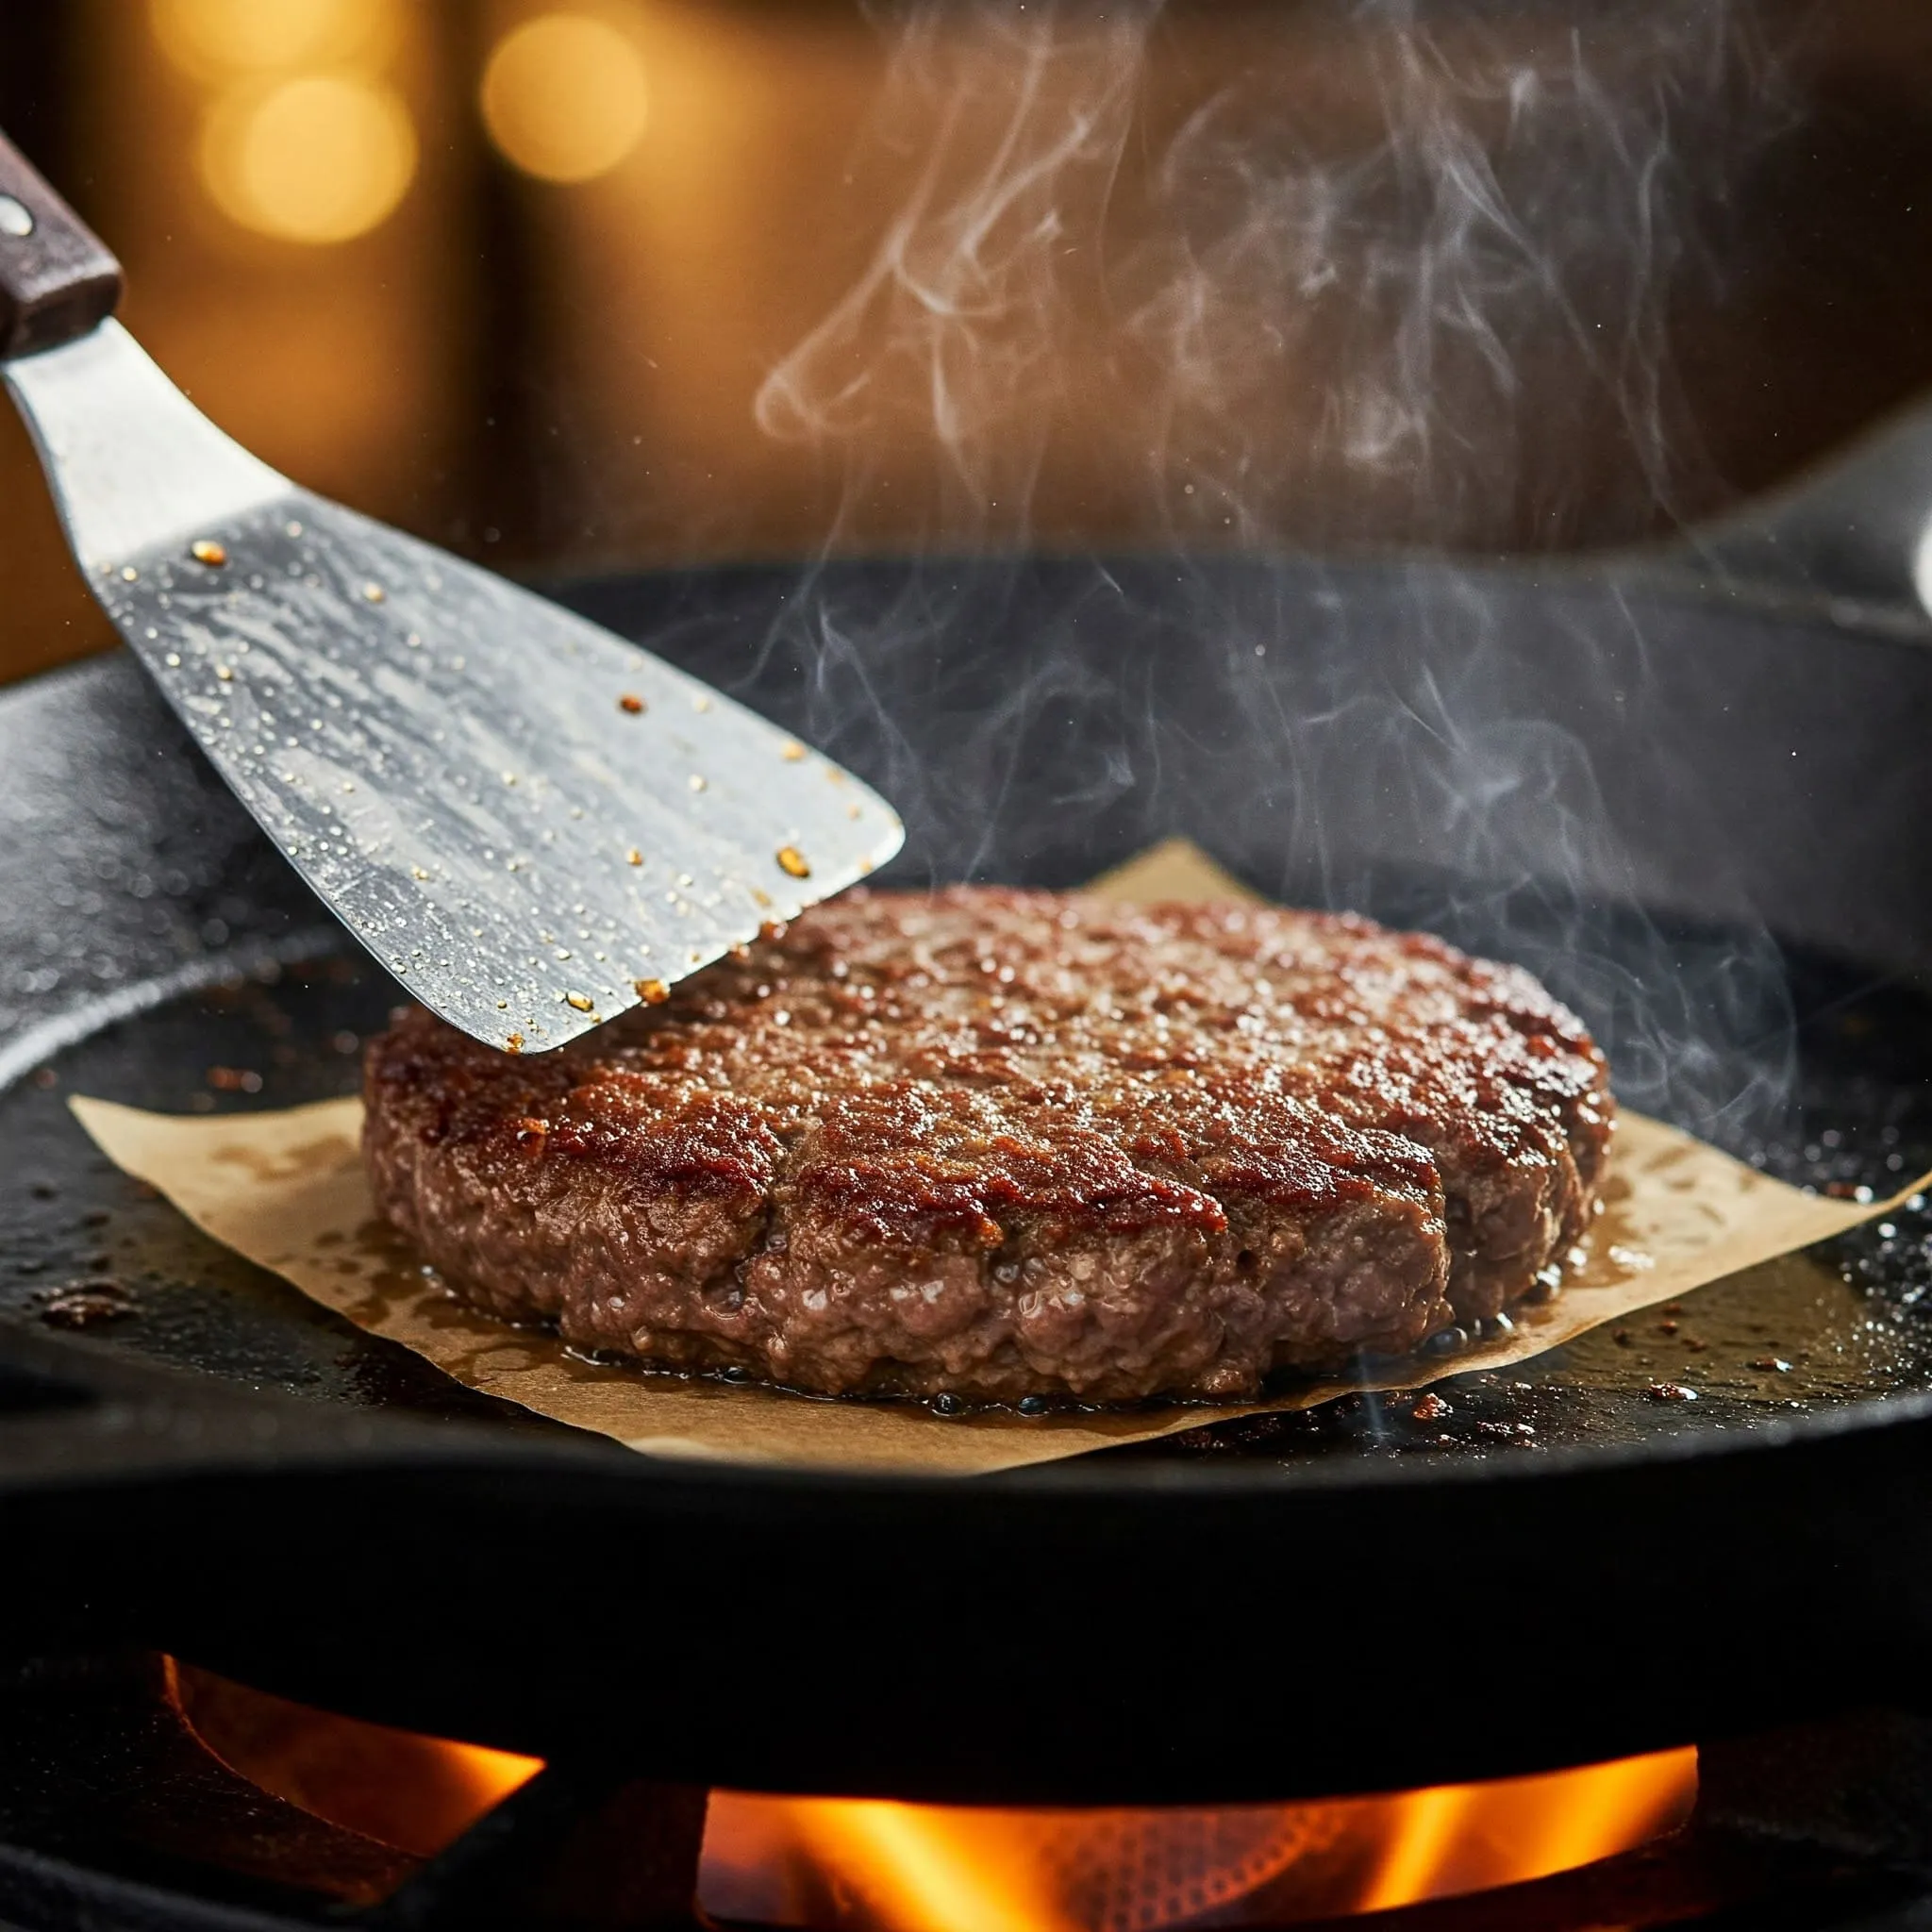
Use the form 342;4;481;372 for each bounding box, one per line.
0;125;122;360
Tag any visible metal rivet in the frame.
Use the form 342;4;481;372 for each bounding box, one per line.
0;196;35;239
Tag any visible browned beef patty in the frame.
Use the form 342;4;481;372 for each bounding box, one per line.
363;889;1613;1402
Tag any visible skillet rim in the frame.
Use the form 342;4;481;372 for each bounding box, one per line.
2;553;1928;1507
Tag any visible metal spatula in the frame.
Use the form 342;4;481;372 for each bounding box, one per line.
0;130;901;1055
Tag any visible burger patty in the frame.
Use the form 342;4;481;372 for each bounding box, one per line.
363;888;1614;1402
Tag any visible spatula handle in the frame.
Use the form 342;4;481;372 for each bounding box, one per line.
0;126;121;360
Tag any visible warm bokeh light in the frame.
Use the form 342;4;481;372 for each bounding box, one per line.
150;0;394;80
199;72;418;242
481;12;650;183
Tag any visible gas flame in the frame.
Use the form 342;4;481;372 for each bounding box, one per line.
704;1752;1697;1929
766;1798;1074;1932
1347;1748;1697;1914
170;1657;1694;1927
167;1658;541;1860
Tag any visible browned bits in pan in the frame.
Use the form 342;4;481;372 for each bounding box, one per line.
205;1065;262;1093
505;1032;524;1054
190;539;227;567
625;848;642;866
1645;1381;1699;1403
618;693;645;715
775;845;810;878
634;977;669;1005
1411;1391;1453;1422
779;740;806;760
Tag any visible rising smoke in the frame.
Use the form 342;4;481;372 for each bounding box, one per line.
746;0;1806;1147
758;0;1794;553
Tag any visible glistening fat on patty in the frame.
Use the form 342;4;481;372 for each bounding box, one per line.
363;889;1614;1402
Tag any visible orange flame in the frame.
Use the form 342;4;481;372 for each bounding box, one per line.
167;1658;541;1859
703;1751;1697;1929
167;1657;1695;1926
1347;1747;1697;1912
777;1798;1074;1932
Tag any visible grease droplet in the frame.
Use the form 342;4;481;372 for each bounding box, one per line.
618;693;645;715
42;1281;137;1329
191;540;227;567
775;845;810;878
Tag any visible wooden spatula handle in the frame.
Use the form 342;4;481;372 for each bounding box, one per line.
0;126;121;360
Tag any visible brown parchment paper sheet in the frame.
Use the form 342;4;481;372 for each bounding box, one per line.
71;839;1932;1475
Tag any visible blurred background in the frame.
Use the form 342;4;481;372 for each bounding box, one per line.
6;0;1932;684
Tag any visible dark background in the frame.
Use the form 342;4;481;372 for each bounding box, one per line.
4;0;1932;685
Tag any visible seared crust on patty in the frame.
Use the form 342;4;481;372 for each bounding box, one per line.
363;889;1613;1402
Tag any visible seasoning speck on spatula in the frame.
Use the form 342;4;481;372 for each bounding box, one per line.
363;890;1614;1404
0;123;899;1055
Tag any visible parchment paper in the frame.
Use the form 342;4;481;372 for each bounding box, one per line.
71;840;1931;1475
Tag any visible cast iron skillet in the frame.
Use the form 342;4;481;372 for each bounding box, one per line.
0;408;1930;1808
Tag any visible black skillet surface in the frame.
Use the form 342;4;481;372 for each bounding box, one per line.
1;529;1931;1808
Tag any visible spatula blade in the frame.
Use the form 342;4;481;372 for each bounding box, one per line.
7;324;903;1053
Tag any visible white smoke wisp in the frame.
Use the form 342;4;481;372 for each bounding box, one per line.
747;0;1807;1148
755;0;1794;553
754;4;1153;540
1122;1;1793;548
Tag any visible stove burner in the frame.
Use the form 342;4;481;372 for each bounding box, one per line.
0;1649;1923;1931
